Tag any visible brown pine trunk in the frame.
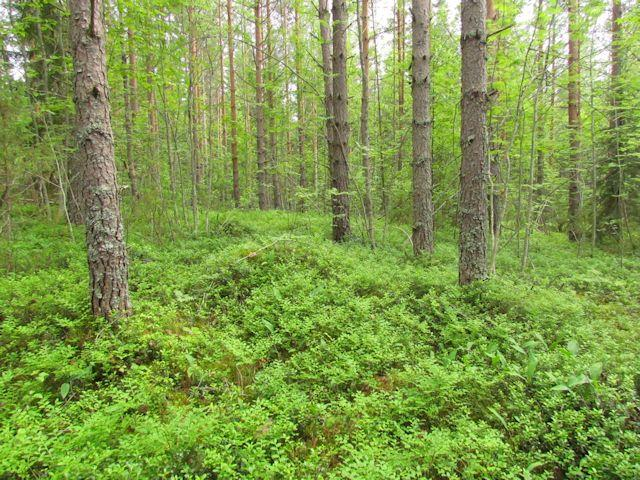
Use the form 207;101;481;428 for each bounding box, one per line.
330;0;351;242
358;0;375;246
411;0;434;255
254;0;269;210
459;0;488;285
69;0;131;320
567;0;582;242
227;0;240;207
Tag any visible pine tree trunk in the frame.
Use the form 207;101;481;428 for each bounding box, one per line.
227;0;241;207
69;0;131;320
411;0;434;255
358;0;375;246
254;0;269;210
330;0;351;242
459;0;488;285
567;0;582;242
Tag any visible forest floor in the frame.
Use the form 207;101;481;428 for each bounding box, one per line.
1;208;639;479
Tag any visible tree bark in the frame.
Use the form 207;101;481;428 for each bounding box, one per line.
459;0;488;285
411;0;434;255
330;0;351;242
567;0;582;242
69;0;131;320
227;0;241;207
254;0;269;210
358;0;375;246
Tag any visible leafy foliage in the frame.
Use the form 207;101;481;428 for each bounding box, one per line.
1;211;639;478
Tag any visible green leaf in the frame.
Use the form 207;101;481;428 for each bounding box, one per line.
567;374;590;388
588;362;603;380
567;340;580;356
488;406;508;430
60;382;70;399
551;383;570;391
526;354;538;383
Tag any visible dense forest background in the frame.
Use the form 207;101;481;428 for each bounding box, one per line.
1;0;638;257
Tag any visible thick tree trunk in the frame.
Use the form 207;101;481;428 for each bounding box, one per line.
567;0;582;242
330;0;351;242
459;0;488;285
69;0;131;320
411;0;434;255
358;0;375;246
227;0;241;207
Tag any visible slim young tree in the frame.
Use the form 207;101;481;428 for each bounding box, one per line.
69;0;131;319
254;0;269;210
227;0;241;207
459;0;488;284
601;0;624;235
330;0;351;242
358;0;375;246
411;0;434;255
567;0;582;242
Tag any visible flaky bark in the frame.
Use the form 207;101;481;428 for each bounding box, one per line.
459;0;488;285
411;0;434;255
567;0;582;242
330;0;351;242
69;0;131;320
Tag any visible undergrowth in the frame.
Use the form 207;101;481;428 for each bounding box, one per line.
1;210;639;479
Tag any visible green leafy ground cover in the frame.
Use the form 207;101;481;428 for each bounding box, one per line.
1;210;639;479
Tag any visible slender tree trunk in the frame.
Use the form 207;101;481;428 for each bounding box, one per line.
69;0;131;320
396;0;406;172
294;3;307;210
459;0;488;285
146;56;161;190
254;0;269;210
411;0;434;255
227;0;240;207
567;0;582;242
122;51;139;200
601;0;623;236
266;0;283;209
330;0;351;242
357;0;375;246
318;0;333;209
187;5;201;230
